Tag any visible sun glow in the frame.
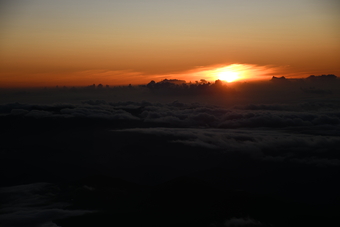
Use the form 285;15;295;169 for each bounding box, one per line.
211;64;247;83
151;64;279;87
204;64;277;83
217;71;239;82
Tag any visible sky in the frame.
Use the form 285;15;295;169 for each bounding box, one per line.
0;0;339;87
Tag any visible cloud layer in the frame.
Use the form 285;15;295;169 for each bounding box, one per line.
0;183;91;227
1;92;340;226
2;99;339;169
2;99;340;129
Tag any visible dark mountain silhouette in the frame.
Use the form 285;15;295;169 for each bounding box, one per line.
307;74;337;81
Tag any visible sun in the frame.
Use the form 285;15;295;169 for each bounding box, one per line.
217;71;239;82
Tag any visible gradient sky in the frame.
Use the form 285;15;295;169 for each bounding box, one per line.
1;0;339;87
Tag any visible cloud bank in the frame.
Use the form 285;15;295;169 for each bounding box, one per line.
1;82;340;226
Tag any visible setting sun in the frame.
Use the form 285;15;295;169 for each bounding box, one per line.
208;64;248;83
217;71;239;82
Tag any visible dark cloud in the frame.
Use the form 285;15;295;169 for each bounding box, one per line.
224;217;263;227
0;102;140;120
0;102;32;114
82;100;107;105
1;99;340;130
141;103;340;129
25;110;53;118
10;109;30;116
0;183;91;227
59;107;139;120
117;127;340;166
234;103;297;111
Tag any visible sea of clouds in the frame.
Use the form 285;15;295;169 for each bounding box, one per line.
1;81;340;226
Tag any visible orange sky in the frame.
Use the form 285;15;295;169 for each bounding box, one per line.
0;0;339;87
